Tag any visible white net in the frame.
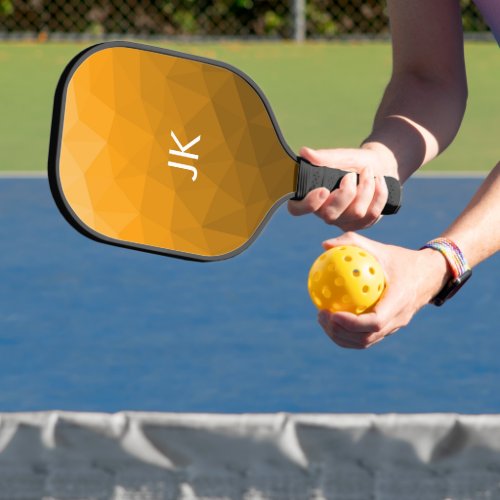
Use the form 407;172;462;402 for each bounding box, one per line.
0;412;499;499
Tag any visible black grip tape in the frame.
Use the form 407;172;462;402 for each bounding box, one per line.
293;157;402;215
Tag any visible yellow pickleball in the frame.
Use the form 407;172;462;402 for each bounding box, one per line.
308;245;385;314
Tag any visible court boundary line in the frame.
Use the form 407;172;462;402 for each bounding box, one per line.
0;170;488;179
0;171;48;178
414;171;487;178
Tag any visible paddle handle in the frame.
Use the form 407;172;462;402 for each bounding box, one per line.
293;157;402;215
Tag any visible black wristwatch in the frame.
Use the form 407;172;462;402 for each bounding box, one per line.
421;238;472;307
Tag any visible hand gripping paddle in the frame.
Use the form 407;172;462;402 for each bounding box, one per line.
49;41;401;261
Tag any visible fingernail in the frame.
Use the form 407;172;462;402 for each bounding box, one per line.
300;146;313;157
341;173;354;186
319;189;329;200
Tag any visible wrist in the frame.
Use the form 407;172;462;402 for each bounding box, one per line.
417;248;453;303
361;141;399;178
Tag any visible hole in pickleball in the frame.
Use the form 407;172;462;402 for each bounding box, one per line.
313;294;322;307
334;277;344;286
344;256;352;262
362;285;369;293
322;286;332;298
333;303;342;311
378;284;382;291
342;295;351;304
327;264;335;272
352;269;360;277
356;306;366;314
369;267;375;275
313;271;321;282
359;252;367;257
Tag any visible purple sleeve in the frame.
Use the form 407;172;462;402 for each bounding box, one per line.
473;0;500;45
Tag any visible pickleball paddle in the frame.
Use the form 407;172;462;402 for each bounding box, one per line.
48;41;401;261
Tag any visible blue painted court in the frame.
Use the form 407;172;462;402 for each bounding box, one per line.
0;176;498;413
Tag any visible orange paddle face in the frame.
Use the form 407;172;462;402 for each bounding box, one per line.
49;41;298;261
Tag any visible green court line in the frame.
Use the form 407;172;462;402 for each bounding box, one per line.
0;41;497;173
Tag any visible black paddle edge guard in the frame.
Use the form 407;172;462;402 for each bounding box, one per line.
293;157;402;215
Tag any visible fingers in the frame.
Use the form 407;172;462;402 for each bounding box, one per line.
299;146;364;169
331;311;386;334
339;174;388;230
288;188;330;216
346;164;376;219
367;175;389;221
318;312;362;348
322;231;377;253
288;147;333;216
288;147;389;230
315;172;357;223
318;308;398;349
332;169;387;231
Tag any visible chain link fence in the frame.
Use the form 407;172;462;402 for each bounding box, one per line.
0;0;491;40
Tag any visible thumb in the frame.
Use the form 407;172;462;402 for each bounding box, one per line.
322;231;368;250
299;146;324;165
299;147;365;170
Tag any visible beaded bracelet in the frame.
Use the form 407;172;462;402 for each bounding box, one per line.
421;238;470;278
420;237;472;306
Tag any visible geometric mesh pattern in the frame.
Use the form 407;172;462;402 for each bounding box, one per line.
56;43;296;259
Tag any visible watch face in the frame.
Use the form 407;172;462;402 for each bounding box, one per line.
432;269;472;306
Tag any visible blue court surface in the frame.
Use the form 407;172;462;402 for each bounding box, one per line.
0;176;498;413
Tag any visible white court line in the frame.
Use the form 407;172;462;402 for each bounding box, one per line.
0;170;488;179
0;171;47;178
414;170;487;179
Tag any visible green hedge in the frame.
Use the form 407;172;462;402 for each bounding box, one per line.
0;1;490;37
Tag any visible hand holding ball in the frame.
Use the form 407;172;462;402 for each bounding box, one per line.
308;245;385;314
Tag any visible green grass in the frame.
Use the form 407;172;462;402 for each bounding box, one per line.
0;41;497;172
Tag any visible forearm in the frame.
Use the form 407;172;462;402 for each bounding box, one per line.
413;163;500;308
362;73;467;182
441;162;500;267
418;162;500;304
361;0;467;183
